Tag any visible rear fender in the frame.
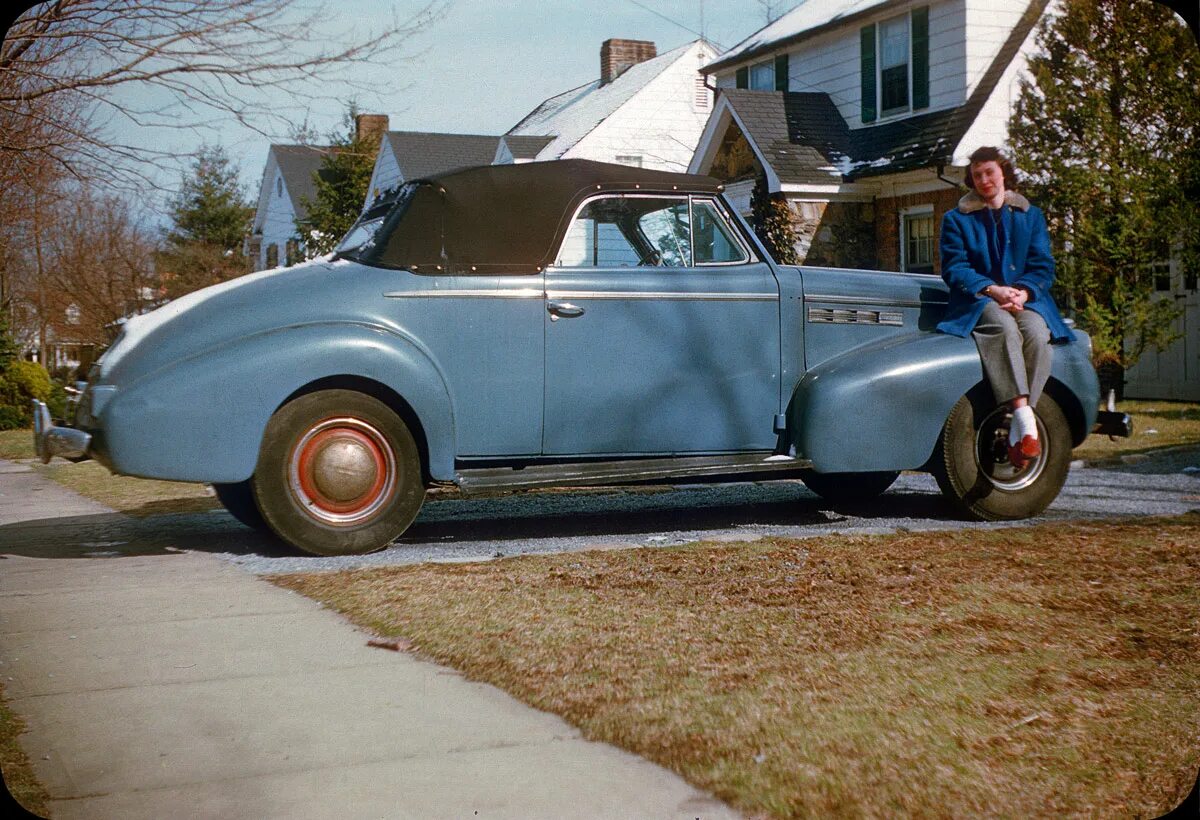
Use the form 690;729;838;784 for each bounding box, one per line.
95;322;456;483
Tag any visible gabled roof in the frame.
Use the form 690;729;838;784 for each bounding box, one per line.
384;131;502;180
501;134;555;160
271;144;328;220
706;0;896;73
507;40;709;160
710;0;1048;185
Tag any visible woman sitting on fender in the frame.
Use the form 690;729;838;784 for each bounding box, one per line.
936;146;1073;468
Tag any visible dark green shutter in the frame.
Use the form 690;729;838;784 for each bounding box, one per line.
912;7;929;110
774;53;789;92
860;24;877;123
736;66;748;89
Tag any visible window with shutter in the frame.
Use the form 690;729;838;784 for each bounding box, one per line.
860;24;877;123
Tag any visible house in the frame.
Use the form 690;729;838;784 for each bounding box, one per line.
504;38;718;171
689;0;1195;400
248;114;391;272
690;0;1050;274
364;131;503;205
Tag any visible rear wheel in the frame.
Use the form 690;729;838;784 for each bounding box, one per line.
211;479;267;531
933;388;1071;520
800;470;900;504
252;390;425;556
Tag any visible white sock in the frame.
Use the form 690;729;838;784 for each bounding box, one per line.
1009;405;1037;445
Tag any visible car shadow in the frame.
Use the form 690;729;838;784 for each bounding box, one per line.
0;482;961;561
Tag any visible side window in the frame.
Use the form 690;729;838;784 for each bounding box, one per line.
693;199;749;265
557;196;689;268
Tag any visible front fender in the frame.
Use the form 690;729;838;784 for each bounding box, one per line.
92;322;456;483
791;330;1099;473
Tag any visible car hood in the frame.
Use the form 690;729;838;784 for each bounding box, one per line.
98;257;368;387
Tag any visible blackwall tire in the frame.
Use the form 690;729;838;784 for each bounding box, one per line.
799;470;900;504
933;388;1071;521
212;479;268;531
252;390;424;556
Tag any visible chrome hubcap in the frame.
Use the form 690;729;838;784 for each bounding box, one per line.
289;417;397;525
976;407;1047;491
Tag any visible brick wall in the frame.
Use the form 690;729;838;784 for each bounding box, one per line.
874;187;962;274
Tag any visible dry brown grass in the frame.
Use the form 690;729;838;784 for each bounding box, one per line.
1074;400;1200;461
274;516;1200;818
1;687;51;817
39;460;219;517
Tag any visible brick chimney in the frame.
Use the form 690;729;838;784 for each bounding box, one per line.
600;39;656;85
354;113;389;146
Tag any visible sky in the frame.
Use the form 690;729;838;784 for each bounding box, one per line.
91;0;788;217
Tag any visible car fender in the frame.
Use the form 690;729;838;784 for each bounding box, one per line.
95;321;457;484
791;330;1099;473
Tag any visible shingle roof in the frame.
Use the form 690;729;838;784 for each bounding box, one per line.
718;0;1048;184
271;144;328;219
385;131;502;180
507;41;705;160
502;134;555;160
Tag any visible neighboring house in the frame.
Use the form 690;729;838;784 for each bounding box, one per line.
504;38;717;171
690;0;1051;274
1124;258;1199;401
364;131;503;206
248;114;390;272
247;144;326;272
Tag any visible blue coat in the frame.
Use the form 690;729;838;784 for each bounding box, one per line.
936;190;1072;342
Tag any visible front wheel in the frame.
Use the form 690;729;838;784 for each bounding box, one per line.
933;389;1072;520
252;390;425;556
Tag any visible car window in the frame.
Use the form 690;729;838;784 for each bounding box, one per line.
692;199;750;265
556;196;690;267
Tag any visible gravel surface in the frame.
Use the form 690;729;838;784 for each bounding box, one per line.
6;449;1196;575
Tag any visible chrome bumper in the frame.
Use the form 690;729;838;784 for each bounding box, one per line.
31;400;92;464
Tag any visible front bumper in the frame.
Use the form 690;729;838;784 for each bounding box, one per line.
31;400;92;464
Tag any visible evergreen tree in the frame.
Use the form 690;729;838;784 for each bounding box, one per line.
750;175;800;265
157;145;253;299
298;107;380;257
1008;0;1200;369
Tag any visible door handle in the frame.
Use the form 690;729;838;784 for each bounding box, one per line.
547;301;585;320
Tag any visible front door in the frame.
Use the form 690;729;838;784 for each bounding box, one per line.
543;194;781;455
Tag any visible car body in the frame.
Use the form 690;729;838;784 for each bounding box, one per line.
34;159;1130;554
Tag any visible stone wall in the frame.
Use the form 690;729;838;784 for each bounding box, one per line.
785;200;876;269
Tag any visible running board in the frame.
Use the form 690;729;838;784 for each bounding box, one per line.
454;453;812;495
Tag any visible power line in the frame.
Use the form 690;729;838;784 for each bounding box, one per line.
622;0;727;50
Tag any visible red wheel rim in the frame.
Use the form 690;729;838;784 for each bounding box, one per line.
288;417;397;525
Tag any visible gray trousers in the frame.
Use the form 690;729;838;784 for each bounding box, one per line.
972;301;1052;406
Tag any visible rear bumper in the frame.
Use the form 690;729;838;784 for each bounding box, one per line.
1092;410;1133;438
31;400;92;463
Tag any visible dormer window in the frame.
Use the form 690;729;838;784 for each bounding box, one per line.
861;6;929;123
734;54;790;92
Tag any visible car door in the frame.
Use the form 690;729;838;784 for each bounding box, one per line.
543;194;781;456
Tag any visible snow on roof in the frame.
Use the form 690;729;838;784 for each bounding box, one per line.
507;40;704;160
707;0;892;71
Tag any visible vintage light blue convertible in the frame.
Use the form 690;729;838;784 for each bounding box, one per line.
33;160;1130;555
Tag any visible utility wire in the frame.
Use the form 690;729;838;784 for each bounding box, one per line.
622;0;727;50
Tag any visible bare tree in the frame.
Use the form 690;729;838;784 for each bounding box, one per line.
0;0;447;191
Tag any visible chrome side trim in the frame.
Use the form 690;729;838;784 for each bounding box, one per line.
384;288;543;299
807;307;904;326
805;293;946;309
547;290;778;302
455;452;813;494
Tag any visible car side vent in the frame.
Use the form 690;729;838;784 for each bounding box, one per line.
807;307;903;326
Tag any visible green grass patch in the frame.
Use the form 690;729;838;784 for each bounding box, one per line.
273;516;1200;818
0;429;34;460
1;686;51;817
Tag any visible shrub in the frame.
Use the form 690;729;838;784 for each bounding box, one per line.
0;360;54;428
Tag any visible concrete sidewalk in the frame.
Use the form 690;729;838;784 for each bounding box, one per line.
0;461;737;819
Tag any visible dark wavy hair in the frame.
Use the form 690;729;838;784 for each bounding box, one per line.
964;146;1020;191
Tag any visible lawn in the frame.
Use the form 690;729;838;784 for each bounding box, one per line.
273;516;1200;818
1;689;51;818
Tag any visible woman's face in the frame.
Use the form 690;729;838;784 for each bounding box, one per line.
970;160;1006;201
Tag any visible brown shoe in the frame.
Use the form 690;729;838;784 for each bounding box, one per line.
1007;435;1041;469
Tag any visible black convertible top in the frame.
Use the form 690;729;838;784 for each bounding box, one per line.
354;159;725;274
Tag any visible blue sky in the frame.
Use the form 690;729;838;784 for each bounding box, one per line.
98;0;783;209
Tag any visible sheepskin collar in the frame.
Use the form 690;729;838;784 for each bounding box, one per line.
957;190;1031;213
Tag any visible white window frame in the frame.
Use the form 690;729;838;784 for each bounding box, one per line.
877;12;913;119
899;204;935;273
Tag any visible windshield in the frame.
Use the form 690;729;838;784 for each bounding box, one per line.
334;183;417;259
